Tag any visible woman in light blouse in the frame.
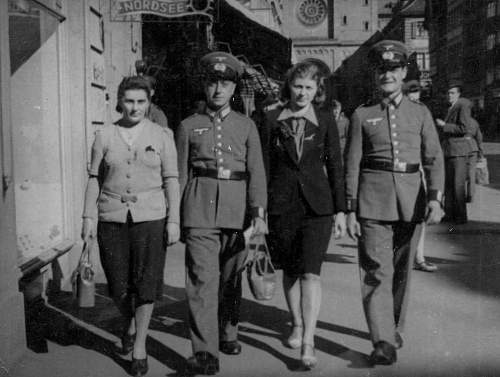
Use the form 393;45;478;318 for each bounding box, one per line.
260;61;346;369
81;76;180;377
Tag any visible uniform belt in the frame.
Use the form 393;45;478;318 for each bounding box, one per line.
101;188;162;203
192;167;247;180
361;160;420;173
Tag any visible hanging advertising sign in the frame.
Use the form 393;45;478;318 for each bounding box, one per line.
110;0;217;22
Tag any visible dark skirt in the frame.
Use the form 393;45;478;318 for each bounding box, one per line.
267;196;333;276
97;213;166;303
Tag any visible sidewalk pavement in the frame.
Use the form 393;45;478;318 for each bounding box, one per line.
7;143;500;377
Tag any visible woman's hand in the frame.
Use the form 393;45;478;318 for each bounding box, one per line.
333;212;346;239
81;217;95;242
346;212;361;240
166;222;180;245
251;217;268;236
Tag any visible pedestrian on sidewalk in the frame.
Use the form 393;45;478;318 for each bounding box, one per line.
81;75;181;377
345;40;444;365
260;60;346;370
331;99;350;156
176;51;267;375
436;83;478;224
403;80;438;273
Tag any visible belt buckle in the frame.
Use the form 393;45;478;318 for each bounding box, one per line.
217;168;231;179
394;161;407;172
121;194;138;203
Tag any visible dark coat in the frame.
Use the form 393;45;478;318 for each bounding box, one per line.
260;105;346;216
441;98;478;157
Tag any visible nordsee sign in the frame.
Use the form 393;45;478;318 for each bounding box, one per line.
111;0;215;21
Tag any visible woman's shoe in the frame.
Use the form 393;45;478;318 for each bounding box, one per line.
131;357;148;377
121;332;136;354
414;260;437;272
301;343;317;370
285;325;303;349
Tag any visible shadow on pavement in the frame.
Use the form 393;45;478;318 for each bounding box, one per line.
240;299;371;369
426;220;500;299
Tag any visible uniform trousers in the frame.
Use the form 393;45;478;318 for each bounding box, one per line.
358;219;421;346
444;156;468;222
185;227;247;357
466;152;478;203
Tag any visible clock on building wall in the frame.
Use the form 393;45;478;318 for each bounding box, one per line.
297;0;327;26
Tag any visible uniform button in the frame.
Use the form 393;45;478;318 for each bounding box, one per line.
219;158;223;163
393;141;399;146
210;199;215;204
217;142;222;147
391;124;397;128
389;105;395;110
392;132;397;137
217;134;222;139
218;166;224;171
395;150;400;154
217;151;222;155
216;118;221;123
395;158;399;163
217;126;222;131
391;115;396;119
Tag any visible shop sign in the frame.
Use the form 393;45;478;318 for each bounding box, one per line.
111;0;216;22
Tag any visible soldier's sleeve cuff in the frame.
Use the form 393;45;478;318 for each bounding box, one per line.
346;199;357;212
249;206;266;219
427;190;443;205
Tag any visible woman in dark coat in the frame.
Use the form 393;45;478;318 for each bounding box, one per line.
260;61;346;369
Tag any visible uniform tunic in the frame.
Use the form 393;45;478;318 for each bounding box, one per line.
176;107;267;228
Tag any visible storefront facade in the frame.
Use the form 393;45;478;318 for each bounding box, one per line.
0;0;142;368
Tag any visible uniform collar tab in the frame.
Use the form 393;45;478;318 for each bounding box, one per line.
206;105;231;120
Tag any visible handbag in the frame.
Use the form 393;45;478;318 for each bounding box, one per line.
245;235;276;301
71;241;96;308
476;156;489;185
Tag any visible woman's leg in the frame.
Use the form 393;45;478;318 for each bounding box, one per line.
300;273;321;346
133;301;154;359
283;273;302;326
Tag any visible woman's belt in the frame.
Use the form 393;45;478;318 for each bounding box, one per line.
101;187;163;203
192;167;247;180
361;160;420;173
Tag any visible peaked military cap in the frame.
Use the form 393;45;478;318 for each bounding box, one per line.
369;40;408;68
200;51;243;82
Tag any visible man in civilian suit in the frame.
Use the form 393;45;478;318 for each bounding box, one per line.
436;83;478;223
345;40;445;365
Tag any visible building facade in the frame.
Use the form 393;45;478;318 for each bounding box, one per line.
1;0;142;368
427;0;500;136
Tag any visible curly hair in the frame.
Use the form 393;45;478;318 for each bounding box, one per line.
115;76;152;113
281;61;327;106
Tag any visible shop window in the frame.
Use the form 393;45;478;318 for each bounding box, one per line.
487;1;496;17
8;0;66;261
416;52;429;70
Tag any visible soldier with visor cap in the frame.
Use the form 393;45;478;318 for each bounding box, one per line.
176;51;267;375
344;40;445;365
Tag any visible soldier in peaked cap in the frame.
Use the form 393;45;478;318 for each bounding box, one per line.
344;40;445;365
176;51;267;375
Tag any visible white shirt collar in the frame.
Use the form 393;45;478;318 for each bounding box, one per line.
277;104;318;126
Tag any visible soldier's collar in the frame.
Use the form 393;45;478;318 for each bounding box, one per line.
380;92;403;109
206;105;231;121
277;104;318;126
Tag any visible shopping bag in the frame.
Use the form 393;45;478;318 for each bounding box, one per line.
71;241;95;308
476;157;489;185
246;235;276;301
